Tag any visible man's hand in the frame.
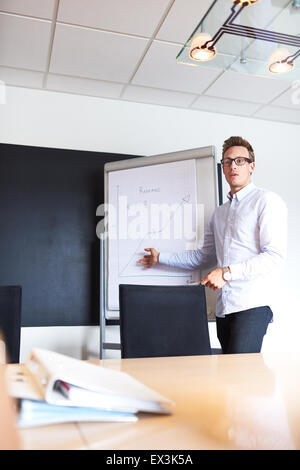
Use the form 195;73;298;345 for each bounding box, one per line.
139;248;160;268
200;268;226;290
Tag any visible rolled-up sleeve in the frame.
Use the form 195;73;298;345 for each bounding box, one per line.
159;215;217;270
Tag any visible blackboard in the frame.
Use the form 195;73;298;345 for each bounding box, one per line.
0;143;140;327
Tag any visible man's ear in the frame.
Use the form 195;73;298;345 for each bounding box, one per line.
250;161;255;175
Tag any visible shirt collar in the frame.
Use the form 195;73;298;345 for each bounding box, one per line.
227;182;256;202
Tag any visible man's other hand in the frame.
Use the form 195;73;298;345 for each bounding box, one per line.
139;248;160;268
200;268;226;290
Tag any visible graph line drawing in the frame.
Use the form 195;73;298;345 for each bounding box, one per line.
118;192;195;277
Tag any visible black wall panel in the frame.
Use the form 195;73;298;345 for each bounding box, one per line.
0;143;140;327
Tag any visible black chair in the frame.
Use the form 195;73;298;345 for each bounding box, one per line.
119;284;211;358
0;286;22;363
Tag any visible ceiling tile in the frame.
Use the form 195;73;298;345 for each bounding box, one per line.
157;0;213;44
122;84;196;107
50;24;148;82
204;70;290;104
254;105;300;125
245;41;279;63
47;74;124;98
0;0;56;19
271;86;300;110
132;41;221;94
236;0;291;29
0;66;44;88
57;0;170;37
268;1;300;36
245;40;299;64
0;13;52;71
191;95;261;116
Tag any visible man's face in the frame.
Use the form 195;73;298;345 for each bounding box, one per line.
222;145;255;194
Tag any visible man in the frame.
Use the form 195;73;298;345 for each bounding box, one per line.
139;136;287;354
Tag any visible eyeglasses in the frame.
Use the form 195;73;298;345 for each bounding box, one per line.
221;157;252;167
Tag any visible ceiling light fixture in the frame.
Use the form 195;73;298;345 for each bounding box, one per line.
189;33;216;61
269;48;295;74
181;0;300;75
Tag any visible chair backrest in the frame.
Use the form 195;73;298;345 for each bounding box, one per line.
119;284;211;358
0;286;22;363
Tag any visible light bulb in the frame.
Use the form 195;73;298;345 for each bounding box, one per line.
233;0;259;5
269;61;294;74
189;33;216;62
268;48;294;74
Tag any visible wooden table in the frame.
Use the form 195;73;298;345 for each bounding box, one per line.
19;353;300;450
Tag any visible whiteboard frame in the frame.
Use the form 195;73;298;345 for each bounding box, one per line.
102;145;219;321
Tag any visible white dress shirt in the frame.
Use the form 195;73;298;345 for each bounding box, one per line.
159;182;287;318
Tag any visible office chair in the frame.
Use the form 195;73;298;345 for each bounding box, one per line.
0;286;22;363
119;284;211;358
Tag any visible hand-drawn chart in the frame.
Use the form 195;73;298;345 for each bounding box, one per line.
107;159;201;311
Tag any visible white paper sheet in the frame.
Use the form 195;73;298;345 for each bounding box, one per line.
107;159;200;311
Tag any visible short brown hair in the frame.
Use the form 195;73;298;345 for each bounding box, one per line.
222;136;255;162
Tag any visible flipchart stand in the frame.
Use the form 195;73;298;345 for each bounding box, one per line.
99;235;120;359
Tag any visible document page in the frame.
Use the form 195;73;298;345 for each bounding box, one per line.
107;159;201;312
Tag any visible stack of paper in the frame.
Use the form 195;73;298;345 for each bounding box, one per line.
17;400;137;428
6;348;173;428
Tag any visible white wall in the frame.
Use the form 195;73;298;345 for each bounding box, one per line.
1;86;299;361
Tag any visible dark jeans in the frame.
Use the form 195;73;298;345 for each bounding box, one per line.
216;306;273;354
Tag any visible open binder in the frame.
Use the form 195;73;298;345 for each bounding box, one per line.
6;348;173;427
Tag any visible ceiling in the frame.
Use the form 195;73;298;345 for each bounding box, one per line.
0;0;299;125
